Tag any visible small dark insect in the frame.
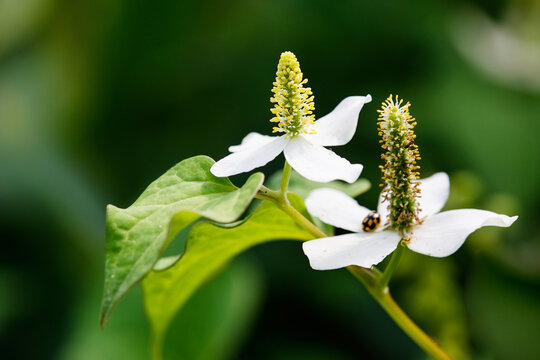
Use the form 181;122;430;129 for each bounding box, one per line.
362;211;381;232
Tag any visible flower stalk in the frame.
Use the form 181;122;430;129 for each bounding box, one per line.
378;241;404;291
359;274;454;360
280;160;293;201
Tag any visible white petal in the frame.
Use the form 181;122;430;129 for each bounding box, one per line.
305;188;371;232
416;172;450;218
376;172;450;224
284;137;363;183
376;192;390;226
211;136;288;177
307;95;372;146
228;132;276;152
408;209;518;257
302;231;401;270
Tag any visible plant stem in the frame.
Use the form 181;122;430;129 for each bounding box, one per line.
150;331;164;360
348;266;452;359
256;190;326;239
279;160;293;201
378;242;404;291
257;160;323;238
278;200;327;238
257;187;453;360
372;289;452;360
259;185;280;198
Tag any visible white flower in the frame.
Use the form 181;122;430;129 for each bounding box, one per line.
302;172;518;270
210;95;371;183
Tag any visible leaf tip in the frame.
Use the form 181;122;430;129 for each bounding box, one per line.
98;310;107;330
98;296;116;330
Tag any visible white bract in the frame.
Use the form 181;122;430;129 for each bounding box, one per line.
303;172;518;270
210;96;371;183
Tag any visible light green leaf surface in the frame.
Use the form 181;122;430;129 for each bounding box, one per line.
142;195;313;356
166;259;263;360
267;169;370;199
100;156;264;328
62;260;262;360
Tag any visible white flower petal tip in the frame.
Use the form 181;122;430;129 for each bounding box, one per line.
499;215;519;226
305;188;371;232
228;132;276;153
408;209;519;258
210;136;288;177
302;232;401;270
284;137;363;183
364;94;372;103
308;95;373;147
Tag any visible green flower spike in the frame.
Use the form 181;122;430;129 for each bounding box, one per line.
377;95;421;236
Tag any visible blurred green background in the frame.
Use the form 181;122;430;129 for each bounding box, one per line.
1;0;539;359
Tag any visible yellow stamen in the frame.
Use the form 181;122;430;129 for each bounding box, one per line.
270;52;316;137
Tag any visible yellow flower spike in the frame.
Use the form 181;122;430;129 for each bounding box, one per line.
270;51;316;137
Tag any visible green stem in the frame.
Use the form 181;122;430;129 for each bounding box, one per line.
378;242;404;291
256;191;325;239
257;160;323;239
372;290;453;360
150;331;164;360
280;160;293;201
256;187;453;360
278;200;326;238
348;266;453;360
259;185;280;198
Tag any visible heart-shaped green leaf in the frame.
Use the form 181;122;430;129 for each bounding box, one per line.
142;194;313;356
100;156;264;328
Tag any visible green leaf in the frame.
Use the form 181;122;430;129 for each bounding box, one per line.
63;260;263;360
142;195;313;357
166;259;263;360
100;155;264;328
267;169;370;199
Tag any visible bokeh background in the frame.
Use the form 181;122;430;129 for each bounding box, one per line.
1;0;539;359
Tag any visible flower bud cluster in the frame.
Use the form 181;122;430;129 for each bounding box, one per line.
270;52;316;137
377;95;421;235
